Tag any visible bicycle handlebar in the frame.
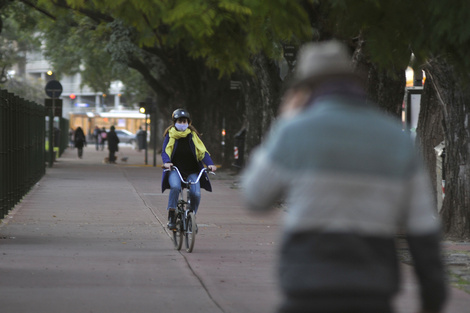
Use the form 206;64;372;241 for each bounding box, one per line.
163;166;215;185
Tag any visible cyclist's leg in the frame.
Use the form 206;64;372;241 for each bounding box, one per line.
167;171;181;229
187;173;201;213
168;171;182;209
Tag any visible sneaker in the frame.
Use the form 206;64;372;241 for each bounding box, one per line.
167;209;176;230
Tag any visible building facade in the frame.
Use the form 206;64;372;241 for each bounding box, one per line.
24;50;145;136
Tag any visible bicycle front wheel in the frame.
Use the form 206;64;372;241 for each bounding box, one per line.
185;212;196;253
172;217;183;250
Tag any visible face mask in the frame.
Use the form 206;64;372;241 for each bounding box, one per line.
175;123;188;131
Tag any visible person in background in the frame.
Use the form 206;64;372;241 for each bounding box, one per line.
161;109;216;230
136;126;147;151
74;126;86;159
93;126;101;151
68;127;74;148
100;126;107;151
241;40;447;313
107;126;119;164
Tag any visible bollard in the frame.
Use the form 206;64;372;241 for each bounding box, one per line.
434;141;445;213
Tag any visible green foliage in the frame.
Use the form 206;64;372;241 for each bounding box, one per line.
324;0;420;69
423;1;470;76
0;1;42;99
13;0;470;84
0;2;42;75
37;11;138;94
118;68;156;106
322;0;470;76
39;0;312;75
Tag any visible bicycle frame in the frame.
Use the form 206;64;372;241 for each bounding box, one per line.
171;166;209;190
165;166;209;210
164;166;214;252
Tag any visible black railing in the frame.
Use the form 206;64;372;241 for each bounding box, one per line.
0;90;46;220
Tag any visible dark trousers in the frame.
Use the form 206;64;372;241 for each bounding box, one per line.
109;150;116;163
279;296;393;313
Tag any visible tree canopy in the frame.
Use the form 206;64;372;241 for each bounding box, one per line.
324;0;470;77
33;0;312;75
8;1;470;96
0;1;41;80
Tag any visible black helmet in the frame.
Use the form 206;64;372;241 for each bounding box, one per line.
172;109;191;123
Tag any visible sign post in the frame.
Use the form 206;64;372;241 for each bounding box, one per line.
45;80;63;168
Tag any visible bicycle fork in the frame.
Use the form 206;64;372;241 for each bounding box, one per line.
177;189;193;232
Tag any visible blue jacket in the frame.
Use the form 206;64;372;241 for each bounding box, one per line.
161;132;214;193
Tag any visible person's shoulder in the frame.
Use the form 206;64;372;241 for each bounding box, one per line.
272;109;318;134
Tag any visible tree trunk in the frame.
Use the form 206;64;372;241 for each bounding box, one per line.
416;68;444;208
365;65;405;117
242;54;283;158
352;37;406;118
425;57;470;238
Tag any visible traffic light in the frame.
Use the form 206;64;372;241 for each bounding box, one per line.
69;94;76;100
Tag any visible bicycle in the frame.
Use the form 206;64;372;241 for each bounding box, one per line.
164;166;215;252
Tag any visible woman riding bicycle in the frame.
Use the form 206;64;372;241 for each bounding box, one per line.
161;109;217;230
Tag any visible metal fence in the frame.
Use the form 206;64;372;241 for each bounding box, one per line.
0;90;46;220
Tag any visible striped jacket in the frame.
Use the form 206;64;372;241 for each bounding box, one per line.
242;93;447;312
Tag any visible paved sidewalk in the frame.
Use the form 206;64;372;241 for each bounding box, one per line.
1;145;469;312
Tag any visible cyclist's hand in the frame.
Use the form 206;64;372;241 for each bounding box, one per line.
163;162;173;169
207;165;217;172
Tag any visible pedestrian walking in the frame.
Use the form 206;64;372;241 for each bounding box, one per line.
93;126;101;151
74;126;86;159
100;127;107;150
161;109;216;230
241;40;447;313
136;126;147;151
107;126;119;164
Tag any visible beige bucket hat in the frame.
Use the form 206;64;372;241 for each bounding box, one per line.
291;40;361;89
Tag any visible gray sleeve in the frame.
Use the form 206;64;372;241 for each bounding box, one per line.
241;147;287;212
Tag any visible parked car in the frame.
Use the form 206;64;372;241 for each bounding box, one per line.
115;129;137;148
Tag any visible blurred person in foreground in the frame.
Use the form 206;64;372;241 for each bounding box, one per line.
241;40;447;313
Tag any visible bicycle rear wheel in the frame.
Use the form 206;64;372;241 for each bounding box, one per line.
172;217;183;250
185;212;196;252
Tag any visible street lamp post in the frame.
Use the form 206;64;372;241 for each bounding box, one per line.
139;102;148;165
45;80;63;168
